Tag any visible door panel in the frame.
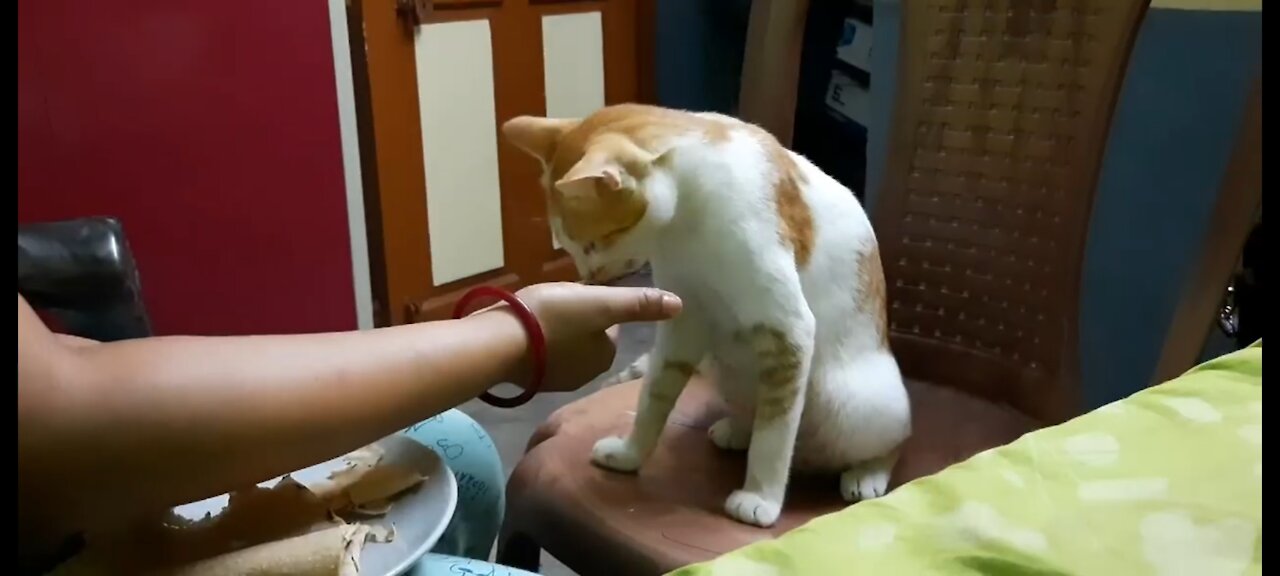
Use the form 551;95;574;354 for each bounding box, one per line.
541;11;606;250
415;19;506;286
542;12;607;122
352;0;649;325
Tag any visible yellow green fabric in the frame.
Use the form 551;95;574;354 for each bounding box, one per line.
671;341;1262;576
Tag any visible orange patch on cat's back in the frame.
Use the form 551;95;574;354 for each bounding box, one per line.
858;245;889;348
746;126;814;268
774;156;813;268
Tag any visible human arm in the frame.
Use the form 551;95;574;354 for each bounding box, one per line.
17;284;680;551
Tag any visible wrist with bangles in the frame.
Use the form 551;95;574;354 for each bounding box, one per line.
452;286;546;408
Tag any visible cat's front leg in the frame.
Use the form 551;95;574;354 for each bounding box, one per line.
725;313;815;528
592;311;708;473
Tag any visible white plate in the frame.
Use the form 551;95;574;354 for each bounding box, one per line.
173;434;457;576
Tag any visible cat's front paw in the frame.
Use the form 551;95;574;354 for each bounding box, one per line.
724;490;781;527
708;417;751;451
591;436;644;473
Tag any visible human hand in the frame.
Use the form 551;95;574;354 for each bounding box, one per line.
477;282;682;392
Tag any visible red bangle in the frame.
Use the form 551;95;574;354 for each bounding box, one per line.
452;286;547;408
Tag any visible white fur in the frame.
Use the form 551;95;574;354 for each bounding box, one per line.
556;116;911;528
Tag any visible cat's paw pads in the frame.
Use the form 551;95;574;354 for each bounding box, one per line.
708;418;751;451
591;436;643;473
724;490;781;527
841;463;892;502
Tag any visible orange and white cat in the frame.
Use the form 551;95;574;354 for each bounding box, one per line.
503;104;910;528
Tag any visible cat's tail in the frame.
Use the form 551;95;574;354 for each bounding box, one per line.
601;352;650;387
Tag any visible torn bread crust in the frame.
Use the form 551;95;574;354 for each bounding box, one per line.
150;522;392;576
348;499;393;517
303;446;386;503
343;464;425;507
156;525;360;576
345;445;386;468
338;524;372;576
56;444;417;576
301;451;426;512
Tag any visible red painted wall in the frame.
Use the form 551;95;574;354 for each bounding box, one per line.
18;1;357;335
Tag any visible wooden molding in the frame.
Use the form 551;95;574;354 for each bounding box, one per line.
738;0;810;146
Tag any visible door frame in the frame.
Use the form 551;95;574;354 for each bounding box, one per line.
346;0;656;326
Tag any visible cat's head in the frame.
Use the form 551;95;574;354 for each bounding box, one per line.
502;110;675;284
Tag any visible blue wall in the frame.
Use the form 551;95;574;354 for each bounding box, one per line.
654;0;751;114
1080;8;1260;406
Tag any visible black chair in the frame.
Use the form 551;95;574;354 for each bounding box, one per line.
18;217;152;340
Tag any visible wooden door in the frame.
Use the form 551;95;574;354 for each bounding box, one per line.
349;0;654;325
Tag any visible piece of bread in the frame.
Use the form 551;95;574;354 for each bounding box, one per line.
157;524;371;576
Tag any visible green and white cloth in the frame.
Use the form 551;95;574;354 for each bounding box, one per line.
672;342;1262;576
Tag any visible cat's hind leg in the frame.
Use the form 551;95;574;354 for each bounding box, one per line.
796;351;909;502
840;450;898;502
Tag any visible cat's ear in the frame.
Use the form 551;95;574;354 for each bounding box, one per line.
501;116;578;164
555;136;658;197
554;154;624;198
